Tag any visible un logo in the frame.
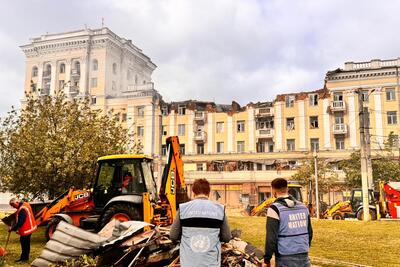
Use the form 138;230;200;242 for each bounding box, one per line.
190;234;211;253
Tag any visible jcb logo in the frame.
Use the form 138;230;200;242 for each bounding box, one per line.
171;171;175;194
74;192;89;201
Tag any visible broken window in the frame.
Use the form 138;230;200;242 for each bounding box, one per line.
178;105;186;115
285;95;295;107
237;120;245;132
310;116;319;129
286;118;295;131
309;94;318;106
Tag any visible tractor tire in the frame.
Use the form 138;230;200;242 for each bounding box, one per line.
98;203;142;231
356;208;377;221
45;217;64;241
332;212;344;220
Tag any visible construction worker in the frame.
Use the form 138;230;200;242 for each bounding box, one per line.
263;178;313;267
170;178;231;267
9;197;37;262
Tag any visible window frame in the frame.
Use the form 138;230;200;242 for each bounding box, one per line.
310;138;319;152
178;124;186;136
285;95;295;108
137;126;144;137
386;88;396;101
237;120;245;133
309;116;319;129
309;94;318;106
387;111;397;125
237;141;245;153
286;117;295;131
287;139;295;151
216;122;224;133
216;142;224;153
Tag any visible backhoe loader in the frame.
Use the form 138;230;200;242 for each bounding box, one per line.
244;184;303;216
4;136;188;240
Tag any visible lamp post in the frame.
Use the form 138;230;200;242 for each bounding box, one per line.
313;151;320;219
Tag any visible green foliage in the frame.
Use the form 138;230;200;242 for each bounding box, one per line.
0;92;140;199
291;158;338;198
340;133;400;188
339;151;361;188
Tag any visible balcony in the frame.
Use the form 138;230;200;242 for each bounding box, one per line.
333;124;347;134
71;69;80;77
69;86;79;95
42;71;51;80
194;131;207;142
194;111;206;121
330;100;346;112
256;128;274;138
255;107;274;117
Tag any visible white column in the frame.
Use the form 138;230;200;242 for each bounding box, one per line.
348;94;358;148
187;111;194;154
79;58;88;95
227;116;233;152
323;99;331;149
247;108;255;152
275;102;283;150
127;104;135;151
169;110;175;136
374;88;384;148
207;113;213;153
298;100;306;150
37;63;43;90
144;104;154;155
65;60;71;94
50;61;57;95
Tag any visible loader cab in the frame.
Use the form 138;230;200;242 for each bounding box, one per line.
288;184;303;203
92;155;157;210
349;188;375;212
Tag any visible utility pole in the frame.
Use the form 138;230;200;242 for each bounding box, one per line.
357;88;370;221
313;152;320;219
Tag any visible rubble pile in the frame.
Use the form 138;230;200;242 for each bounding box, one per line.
33;221;263;267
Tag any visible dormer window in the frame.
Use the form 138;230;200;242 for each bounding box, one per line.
285;95;295;107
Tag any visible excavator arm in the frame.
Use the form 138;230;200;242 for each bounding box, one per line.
152;136;188;225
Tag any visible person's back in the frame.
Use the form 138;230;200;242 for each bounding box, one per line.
263;178;312;267
179;198;225;266
170;178;231;267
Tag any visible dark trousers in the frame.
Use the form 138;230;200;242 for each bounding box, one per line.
19;234;31;260
275;254;310;267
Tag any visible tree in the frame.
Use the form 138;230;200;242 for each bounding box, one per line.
0;92;140;199
291;158;338;203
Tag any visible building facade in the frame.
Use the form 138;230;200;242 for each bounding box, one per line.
21;28;400;208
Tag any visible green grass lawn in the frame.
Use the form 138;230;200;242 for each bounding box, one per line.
1;216;399;266
229;216;400;267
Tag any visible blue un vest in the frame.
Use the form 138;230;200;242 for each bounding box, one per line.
273;201;309;255
179;198;225;267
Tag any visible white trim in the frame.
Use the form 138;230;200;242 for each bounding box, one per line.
275;102;283;150
207;113;213;153
188;111;194;154
169;110;175;136
298;101;306;149
323;99;331;149
374;90;384;148
247;108;255;152
328;82;398;91
227;116;233;152
348;94;357;148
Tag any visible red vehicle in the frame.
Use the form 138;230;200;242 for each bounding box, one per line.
379;181;400;219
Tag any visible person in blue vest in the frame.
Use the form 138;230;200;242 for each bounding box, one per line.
170;178;231;267
263;178;313;267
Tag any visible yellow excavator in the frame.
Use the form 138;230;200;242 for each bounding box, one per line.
3;136;188;239
244;184;303;216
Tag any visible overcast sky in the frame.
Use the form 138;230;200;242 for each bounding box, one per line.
1;0;400;115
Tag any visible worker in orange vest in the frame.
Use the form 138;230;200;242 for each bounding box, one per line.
9;198;37;263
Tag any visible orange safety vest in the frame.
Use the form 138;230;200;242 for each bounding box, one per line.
16;202;37;236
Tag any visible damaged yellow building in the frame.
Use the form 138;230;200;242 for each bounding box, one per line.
21;28;400;207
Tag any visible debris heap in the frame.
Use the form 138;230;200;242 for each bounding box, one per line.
32;221;263;267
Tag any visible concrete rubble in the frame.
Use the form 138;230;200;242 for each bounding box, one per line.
31;220;263;267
